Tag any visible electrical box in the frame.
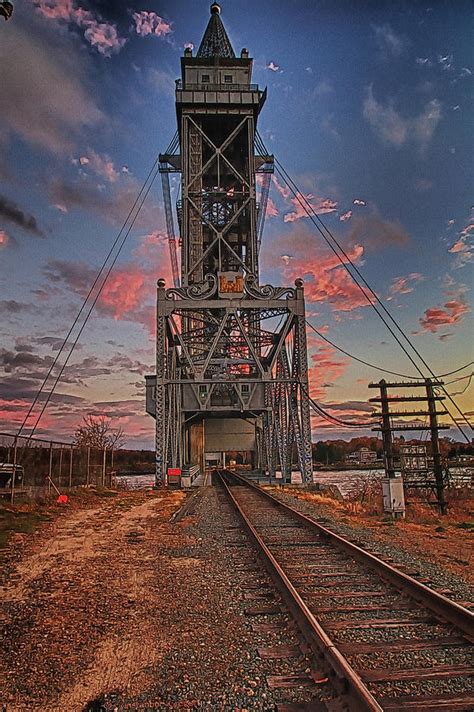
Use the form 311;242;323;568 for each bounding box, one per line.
382;477;406;518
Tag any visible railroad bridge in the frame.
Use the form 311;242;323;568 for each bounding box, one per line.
146;3;313;486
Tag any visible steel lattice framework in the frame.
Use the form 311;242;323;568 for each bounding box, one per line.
146;4;313;485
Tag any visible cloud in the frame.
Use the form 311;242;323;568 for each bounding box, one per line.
42;231;172;335
0;300;34;314
284;193;337;223
0;19;103;154
388;272;424;299
75;149;121;182
272;175;291;200
266;61;280;72
49;173;159;229
353;199;366;206
363;87;441;149
133;11;172;38
313;80;333;96
373;24;407;57
308;344;349;400
266;197;279;218
0;195;45;236
419;298;469;335
339;210;352;222
33;0;126;56
0;230;10;249
448;214;474;267
346;213;410;251
273;228;370;313
438;54;454;71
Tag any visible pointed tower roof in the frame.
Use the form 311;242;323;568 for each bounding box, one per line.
197;3;235;59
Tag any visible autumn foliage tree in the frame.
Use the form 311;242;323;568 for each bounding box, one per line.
73;415;125;450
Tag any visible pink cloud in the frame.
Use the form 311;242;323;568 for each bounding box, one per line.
0;230;9;249
83;22;126;56
282;238;371;312
284;193;337;223
43;231;173;335
78;150;120;182
33;0;126;56
419;298;469;334
266;197;279;217
272;175;291;200
34;0;73;20
448;216;473;267
308;344;349;400
133;11;172;38
389;272;424;298
339;210;352;222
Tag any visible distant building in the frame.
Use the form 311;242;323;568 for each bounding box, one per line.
347;447;378;465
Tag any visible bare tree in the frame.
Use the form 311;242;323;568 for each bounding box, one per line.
73;415;125;450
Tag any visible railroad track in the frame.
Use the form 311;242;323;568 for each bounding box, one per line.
218;469;474;712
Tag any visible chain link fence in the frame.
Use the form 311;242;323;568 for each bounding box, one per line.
0;432;115;503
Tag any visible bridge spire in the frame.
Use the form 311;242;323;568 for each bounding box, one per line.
197;3;235;58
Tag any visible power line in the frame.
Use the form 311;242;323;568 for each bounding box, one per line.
20;159;161;444
306;320;474;381
271;153;471;442
302;386;373;429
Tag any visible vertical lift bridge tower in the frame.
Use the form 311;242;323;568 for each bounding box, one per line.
146;3;313;485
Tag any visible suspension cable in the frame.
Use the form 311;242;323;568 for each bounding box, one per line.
306;320;474;381
20;159;161;443
271;154;471;442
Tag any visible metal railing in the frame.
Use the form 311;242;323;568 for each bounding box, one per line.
176;81;260;92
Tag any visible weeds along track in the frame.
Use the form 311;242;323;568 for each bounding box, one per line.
218;470;474;712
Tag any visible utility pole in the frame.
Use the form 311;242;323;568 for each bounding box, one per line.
426;379;447;514
369;379;449;514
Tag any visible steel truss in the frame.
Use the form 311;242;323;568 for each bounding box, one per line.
152;278;313;484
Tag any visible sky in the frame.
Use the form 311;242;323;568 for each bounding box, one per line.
0;0;473;449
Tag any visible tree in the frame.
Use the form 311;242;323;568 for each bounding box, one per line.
73;415;125;450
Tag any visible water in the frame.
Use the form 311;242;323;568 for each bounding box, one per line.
311;469;383;497
114;469;381;496
115;473;155;490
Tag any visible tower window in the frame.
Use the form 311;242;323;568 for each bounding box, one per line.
201;74;210;83
224;74;233;83
241;384;250;394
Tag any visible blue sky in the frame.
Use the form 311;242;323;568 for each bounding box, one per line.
0;0;472;447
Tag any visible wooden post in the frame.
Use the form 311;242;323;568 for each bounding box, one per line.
102;447;107;487
426;379;447;515
86;446;91;486
379;380;395;479
48;441;53;496
58;446;63;488
11;436;18;505
69;445;73;488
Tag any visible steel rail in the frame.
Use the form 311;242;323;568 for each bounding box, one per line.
226;470;474;641
227;470;474;643
218;470;384;712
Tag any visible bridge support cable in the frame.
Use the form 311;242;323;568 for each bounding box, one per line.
273;158;471;442
17;158;162;443
301;385;373;429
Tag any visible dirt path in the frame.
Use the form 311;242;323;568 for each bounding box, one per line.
0;489;186;711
